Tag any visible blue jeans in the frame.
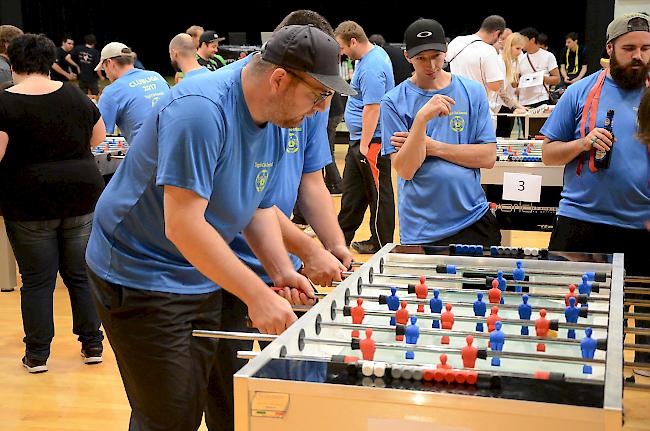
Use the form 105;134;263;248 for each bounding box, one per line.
5;213;103;361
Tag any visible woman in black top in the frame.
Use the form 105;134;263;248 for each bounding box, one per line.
0;34;106;373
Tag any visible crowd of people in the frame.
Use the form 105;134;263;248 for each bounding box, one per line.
0;8;648;431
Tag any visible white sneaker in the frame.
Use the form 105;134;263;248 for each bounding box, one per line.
304;226;316;238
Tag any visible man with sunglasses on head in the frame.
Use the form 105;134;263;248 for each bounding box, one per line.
96;42;169;142
86;24;353;430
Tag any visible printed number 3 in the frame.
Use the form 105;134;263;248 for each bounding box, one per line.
517;180;525;192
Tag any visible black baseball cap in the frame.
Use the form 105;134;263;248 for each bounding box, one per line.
199;30;225;46
404;19;447;58
261;24;356;96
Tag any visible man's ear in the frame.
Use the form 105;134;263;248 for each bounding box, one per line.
269;67;289;95
606;42;613;58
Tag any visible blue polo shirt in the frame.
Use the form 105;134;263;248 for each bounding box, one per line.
541;72;650;229
381;76;495;244
86;66;286;294
225;54;332;283
98;68;169;141
344;46;395;141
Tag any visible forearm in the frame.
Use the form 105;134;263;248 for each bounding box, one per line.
560;65;568;80
243;207;297;284
541;138;584;166
430;141;496;169
544;71;560;86
274;206;320;259
576;66;587;81
391;116;427;180
52;63;72;78
360;104;380;147
297;173;346;250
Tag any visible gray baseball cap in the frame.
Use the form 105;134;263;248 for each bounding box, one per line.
261;24;356;96
606;12;649;43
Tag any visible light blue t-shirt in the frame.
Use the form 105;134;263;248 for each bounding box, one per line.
98;68;169;142
225;54;332;283
182;67;210;81
381;76;495;244
540;72;650;229
344;46;395;141
86;66;286;294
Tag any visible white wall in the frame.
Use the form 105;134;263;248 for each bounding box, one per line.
615;0;650;17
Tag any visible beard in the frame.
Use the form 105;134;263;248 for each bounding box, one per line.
610;50;649;90
170;60;181;73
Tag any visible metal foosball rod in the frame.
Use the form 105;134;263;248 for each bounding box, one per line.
314;291;610;316
625;312;650;321
334;307;608;331
624;287;650;295
346;281;609;303
376;259;609;282
318;320;607;349
355;270;608;292
624;299;650;307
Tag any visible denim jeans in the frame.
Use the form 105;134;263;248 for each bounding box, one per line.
5;213;103;361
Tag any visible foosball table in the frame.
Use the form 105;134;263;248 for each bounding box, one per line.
203;244;627;430
92;135;129;177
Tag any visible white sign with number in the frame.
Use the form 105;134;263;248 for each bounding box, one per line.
502;172;542;202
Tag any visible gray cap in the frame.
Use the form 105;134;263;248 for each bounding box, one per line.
261;24;356;96
606;12;649;43
95;42;135;71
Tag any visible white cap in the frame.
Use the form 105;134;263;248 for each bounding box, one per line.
95;42;134;71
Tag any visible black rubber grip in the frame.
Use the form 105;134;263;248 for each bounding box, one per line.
577;294;588;305
343;306;351;317
579;307;589;318
350;338;360;350
449;244;457;254
477;349;488;360
595;272;607;282
550;319;559;331
378;294;388;305
331;355;346;363
396;324;406;336
590;283;600;293
597;338;608;351
436;265;447;274
548;372;566;381
407;284;416;294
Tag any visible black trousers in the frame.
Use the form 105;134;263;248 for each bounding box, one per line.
88;269;224;431
495;105;515;138
416;209;502;247
323;113;343;189
549;215;650;362
338;139;395;246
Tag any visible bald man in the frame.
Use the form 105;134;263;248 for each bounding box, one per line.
169;33;207;84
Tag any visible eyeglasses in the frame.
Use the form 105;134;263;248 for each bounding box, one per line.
284;69;334;105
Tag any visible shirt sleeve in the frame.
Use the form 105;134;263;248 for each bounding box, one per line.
156;96;225;200
302;109;332;174
360;68;387;106
547;52;559;72
540;86;579;142
472;88;497;144
483;50;503;84
98;87;118;135
380;97;407;156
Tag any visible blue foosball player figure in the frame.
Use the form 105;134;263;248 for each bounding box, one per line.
387;286;400;325
474;292;486;332
512;261;525;293
565;296;580;339
578;274;592;297
405;316;420;360
518;294;532;335
490;321;505;366
430;289;442;328
496;270;506;303
580;327;597;374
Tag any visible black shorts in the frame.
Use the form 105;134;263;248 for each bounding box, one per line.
79;80;99;96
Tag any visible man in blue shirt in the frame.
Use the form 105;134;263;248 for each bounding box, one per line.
335;20;396;254
381;18;499;247
85;25;354;430
541;13;650;375
96;41;169;141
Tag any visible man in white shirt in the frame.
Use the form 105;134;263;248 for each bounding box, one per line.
518;27;560;108
446;15;505;97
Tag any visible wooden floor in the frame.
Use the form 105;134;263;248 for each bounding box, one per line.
1;145;648;430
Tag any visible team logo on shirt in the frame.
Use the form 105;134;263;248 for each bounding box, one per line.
255;169;269;192
286;129;300;154
450;115;465;132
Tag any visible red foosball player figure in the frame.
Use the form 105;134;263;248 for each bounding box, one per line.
395;301;409;341
359;328;376;360
488;279;502;304
415;275;428;313
564;284;578;307
351;298;365;338
461;335;478;368
535;309;550;352
440;303;454;344
437;353;452;369
486;306;501;332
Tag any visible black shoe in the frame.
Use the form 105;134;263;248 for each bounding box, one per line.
22;356;48;373
81;347;103;365
351;241;380;254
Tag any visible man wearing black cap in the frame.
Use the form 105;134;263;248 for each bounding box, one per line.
85;24;354;430
541;12;650;377
196;30;227;71
381;18;499;247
